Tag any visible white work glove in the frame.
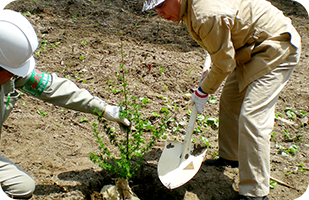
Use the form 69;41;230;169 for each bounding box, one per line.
191;86;209;114
103;105;130;127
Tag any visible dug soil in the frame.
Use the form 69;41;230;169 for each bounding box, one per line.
1;0;309;199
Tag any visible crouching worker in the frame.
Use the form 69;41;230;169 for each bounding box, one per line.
0;8;130;199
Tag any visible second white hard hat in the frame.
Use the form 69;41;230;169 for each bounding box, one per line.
0;9;38;77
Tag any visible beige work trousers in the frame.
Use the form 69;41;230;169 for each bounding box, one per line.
218;65;295;197
0;155;35;199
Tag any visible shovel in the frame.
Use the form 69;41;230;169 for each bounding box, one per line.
157;104;207;189
157;51;211;189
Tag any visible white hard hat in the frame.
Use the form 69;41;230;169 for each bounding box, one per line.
142;0;166;12
0;9;38;77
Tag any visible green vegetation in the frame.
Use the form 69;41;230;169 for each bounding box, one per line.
89;33;170;179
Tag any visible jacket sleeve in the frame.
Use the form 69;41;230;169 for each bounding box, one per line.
196;15;236;94
16;71;107;114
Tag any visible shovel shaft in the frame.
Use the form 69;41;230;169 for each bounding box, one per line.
157;55;211;188
180;104;198;163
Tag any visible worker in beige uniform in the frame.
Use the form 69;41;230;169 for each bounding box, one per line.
142;0;301;199
0;7;130;199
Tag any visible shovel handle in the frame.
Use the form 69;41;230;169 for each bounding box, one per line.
180;104;198;162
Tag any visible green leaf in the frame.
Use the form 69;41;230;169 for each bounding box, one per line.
161;132;169;139
37;110;47;116
80;117;89;122
200;136;210;146
161;107;169;113
157;95;164;99
285;108;296;118
208;96;216;104
288;145;298;155
270;180;277;189
152;112;161;117
300;110;307;116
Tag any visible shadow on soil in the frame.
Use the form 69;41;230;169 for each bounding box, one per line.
34;149;239;200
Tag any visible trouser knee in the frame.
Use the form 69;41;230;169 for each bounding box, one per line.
2;174;36;199
0;155;36;199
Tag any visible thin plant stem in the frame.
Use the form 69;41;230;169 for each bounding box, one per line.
120;34;130;160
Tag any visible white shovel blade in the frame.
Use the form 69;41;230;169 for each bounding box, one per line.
157;140;206;189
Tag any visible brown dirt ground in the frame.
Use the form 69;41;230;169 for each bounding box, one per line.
1;0;309;199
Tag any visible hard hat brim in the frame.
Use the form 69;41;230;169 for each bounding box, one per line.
142;0;166;12
4;56;35;77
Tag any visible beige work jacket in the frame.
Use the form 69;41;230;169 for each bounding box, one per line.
180;0;301;93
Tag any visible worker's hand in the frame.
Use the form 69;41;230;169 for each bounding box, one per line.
191;87;209;114
103;105;130;128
